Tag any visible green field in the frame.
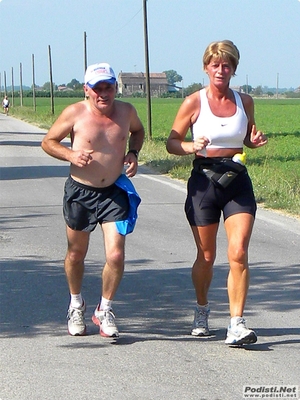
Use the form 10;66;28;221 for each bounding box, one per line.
8;96;300;217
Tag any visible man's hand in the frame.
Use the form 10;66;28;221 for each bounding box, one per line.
70;149;94;167
124;152;138;177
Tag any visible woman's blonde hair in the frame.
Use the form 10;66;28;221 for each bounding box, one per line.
203;40;240;76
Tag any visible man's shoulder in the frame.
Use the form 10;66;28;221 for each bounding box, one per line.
70;99;87;108
114;99;133;109
114;100;138;118
63;100;87;114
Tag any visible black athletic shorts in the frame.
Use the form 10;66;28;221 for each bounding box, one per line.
63;176;129;232
185;168;257;226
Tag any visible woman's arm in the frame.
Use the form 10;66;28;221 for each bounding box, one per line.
166;92;209;156
241;93;268;149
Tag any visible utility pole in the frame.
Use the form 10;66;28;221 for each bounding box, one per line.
84;31;88;100
48;45;54;114
84;31;88;73
11;67;14;107
143;0;152;140
4;71;7;96
32;54;36;112
20;63;23;107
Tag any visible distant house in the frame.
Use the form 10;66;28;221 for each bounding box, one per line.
57;85;73;92
117;72;169;97
230;85;242;92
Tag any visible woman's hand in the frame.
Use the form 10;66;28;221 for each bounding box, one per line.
193;136;210;155
249;125;268;147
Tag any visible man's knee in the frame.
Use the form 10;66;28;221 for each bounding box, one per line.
106;248;125;268
66;247;86;265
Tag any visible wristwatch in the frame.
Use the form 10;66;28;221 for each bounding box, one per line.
127;149;139;159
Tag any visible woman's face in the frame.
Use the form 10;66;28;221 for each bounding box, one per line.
205;57;234;88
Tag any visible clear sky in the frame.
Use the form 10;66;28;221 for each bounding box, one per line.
0;0;299;90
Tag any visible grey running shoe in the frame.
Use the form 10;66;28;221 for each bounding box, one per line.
191;305;210;336
92;304;119;338
67;301;86;336
225;317;257;345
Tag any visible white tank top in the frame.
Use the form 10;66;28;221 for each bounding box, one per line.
191;88;248;149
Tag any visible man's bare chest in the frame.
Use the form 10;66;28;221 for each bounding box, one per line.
72;118;128;149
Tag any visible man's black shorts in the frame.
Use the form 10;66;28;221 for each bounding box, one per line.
63;176;129;232
185;169;257;226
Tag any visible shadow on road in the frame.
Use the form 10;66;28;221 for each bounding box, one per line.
1;140;43;147
0;256;299;350
1;128;299;354
0;130;45;136
0;165;70;180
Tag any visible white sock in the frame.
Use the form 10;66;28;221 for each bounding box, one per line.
100;296;112;311
231;316;243;326
196;302;209;310
70;293;83;308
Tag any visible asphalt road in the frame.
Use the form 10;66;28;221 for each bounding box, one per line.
1;113;299;400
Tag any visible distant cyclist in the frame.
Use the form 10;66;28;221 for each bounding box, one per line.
2;96;10;115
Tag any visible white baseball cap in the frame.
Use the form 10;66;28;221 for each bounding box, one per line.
84;63;116;87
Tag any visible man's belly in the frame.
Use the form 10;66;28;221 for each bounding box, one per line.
70;160;124;188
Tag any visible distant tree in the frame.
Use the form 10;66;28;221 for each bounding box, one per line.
253;85;263;96
43;81;50;90
42;81;57;91
67;78;82;90
284;91;300;98
184;82;203;96
241;84;253;94
163;70;183;85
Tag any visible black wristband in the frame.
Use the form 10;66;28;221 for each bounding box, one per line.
127;149;139;158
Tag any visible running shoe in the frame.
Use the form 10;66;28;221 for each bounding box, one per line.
225;317;257;345
67;301;86;336
92;304;119;338
191;305;210;336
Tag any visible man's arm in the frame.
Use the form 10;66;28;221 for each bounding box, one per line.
41;105;75;161
128;106;145;153
41;104;93;168
124;105;145;177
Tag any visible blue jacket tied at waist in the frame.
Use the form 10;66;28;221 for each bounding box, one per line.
114;174;141;236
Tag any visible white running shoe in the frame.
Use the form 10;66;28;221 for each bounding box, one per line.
67;301;86;336
225;317;257;345
92;304;119;338
191;305;210;336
